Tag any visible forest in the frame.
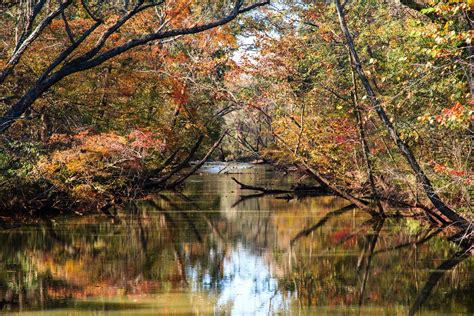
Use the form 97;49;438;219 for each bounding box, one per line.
0;0;472;314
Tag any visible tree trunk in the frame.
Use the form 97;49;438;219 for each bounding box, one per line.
349;53;384;216
167;132;228;188
334;0;468;228
302;163;379;217
145;135;204;188
0;0;270;133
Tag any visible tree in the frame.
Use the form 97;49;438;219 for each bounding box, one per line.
0;0;269;133
227;0;471;223
334;0;469;227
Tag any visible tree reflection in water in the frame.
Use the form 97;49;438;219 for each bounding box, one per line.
0;165;471;314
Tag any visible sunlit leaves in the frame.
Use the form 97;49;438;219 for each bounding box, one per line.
418;102;473;129
36;129;165;201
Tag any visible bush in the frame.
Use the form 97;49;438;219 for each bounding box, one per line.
35;129;165;202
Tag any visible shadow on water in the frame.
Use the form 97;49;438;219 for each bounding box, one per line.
0;163;471;314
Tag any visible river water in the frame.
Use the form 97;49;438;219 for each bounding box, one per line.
0;163;472;315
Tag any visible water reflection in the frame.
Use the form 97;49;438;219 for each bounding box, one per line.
213;245;285;314
0;164;472;314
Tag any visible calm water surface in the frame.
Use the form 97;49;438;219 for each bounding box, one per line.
0;163;472;315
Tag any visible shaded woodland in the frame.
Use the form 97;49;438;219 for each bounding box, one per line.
0;1;472;235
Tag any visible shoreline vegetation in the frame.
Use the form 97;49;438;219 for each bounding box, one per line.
0;0;472;242
0;157;471;243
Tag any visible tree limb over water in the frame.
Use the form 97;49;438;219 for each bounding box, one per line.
0;0;270;133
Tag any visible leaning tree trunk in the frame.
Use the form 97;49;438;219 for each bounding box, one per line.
167;131;228;189
348;52;385;216
334;0;468;228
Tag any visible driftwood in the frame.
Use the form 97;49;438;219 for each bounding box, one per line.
375;195;448;226
229;175;334;209
231;177;330;195
231;177;293;194
148;148;180;178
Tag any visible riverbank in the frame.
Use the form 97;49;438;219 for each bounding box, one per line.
0;161;472;233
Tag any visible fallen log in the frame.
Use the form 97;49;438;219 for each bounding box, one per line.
230;176;332;195
231;177;293;194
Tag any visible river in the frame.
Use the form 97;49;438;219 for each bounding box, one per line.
0;163;472;315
